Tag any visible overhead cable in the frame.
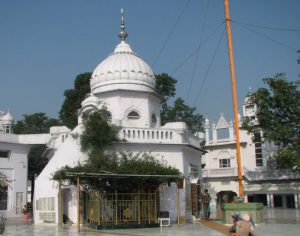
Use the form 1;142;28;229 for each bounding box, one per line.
231;20;300;32
171;22;224;76
193;26;226;106
186;0;210;102
234;23;297;52
152;0;190;68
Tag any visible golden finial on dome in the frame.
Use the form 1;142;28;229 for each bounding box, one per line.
118;8;128;41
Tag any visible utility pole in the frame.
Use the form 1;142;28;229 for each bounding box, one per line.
224;0;244;197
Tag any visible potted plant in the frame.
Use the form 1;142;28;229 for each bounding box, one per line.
0;215;5;234
22;203;31;220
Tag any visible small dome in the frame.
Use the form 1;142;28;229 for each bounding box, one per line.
81;93;100;108
2;112;14;125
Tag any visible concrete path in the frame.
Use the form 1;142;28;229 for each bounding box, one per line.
2;209;300;235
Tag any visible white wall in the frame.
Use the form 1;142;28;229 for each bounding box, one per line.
0;141;30;217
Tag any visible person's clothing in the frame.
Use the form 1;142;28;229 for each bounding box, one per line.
202;193;211;219
202;193;211;204
236;220;257;236
203;202;210;219
229;223;237;233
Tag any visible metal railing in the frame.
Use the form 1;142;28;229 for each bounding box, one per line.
87;191;158;225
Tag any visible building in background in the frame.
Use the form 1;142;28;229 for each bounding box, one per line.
202;93;300;218
0;110;67;217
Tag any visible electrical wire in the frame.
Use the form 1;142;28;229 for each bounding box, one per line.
233;22;297;52
186;0;210;102
192;26;226;107
151;0;190;68
171;22;224;76
231;20;300;32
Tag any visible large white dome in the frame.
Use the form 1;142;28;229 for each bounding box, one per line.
90;40;155;94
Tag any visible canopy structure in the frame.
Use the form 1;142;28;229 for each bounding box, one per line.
57;172;183;232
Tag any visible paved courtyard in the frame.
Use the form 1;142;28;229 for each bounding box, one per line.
2;209;300;235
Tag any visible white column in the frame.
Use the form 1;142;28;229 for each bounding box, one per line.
205;118;210;143
244;194;248;203
270;194;274;208
267;194;271;208
294;193;299;209
229;121;234;141
212;123;217;143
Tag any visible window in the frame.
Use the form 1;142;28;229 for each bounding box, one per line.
127;111;140;119
219;158;231;168
254;132;263;166
0;150;10;158
217;128;229;139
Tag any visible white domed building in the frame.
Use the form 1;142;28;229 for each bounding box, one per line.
34;12;205;226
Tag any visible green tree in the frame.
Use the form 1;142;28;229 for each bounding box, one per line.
161;97;204;134
155;73;177;102
80;110;119;152
14;113;60;134
243;74;300;172
0;172;9;201
14;113;61;206
155;73;204;133
59;72;91;129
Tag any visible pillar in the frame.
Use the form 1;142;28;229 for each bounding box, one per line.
294;193;299;209
212;123;217;143
229;121;234;141
270;194;274;208
205;118;210;143
267;194;271;208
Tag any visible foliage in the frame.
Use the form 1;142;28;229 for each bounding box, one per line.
22;202;32;214
155;73;177;102
28;145;48;178
13;113;61;176
59;72;91;129
161;97;204;133
53;152;180;192
80;110;119;152
155;73;204;133
13;113;61;134
243;74;300;172
0;172;9;200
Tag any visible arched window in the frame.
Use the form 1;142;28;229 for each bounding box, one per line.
127;111;140;120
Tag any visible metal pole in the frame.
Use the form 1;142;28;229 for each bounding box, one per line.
224;0;244;197
77;176;80;232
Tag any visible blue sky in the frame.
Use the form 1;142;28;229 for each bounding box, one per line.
0;0;299;123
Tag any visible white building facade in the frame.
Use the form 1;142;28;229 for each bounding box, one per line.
202;93;300;217
34;15;205;225
0;111;54;217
